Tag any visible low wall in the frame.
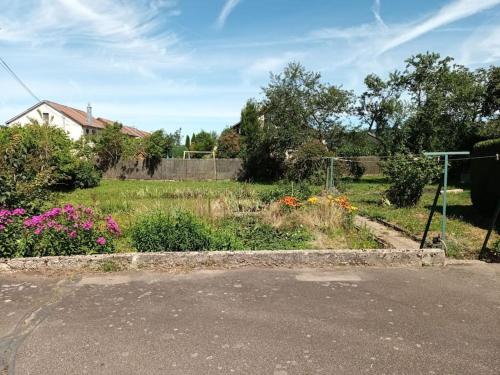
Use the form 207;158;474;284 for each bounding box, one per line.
0;249;446;273
104;158;243;181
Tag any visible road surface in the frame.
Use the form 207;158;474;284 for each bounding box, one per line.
1;263;499;374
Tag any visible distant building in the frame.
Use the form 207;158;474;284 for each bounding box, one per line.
5;100;149;140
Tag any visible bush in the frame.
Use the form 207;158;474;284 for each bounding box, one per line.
286;139;328;183
0;208;27;258
131;211;214;252
0;123;102;210
62;159;102;189
348;161;366;180
0;205;120;258
471;138;500;214
381;154;441;207
217;128;241;158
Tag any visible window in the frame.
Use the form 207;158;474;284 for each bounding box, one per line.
42;112;49;123
85;129;90;135
92;129;96;135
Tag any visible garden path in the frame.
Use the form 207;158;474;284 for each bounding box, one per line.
354;216;421;249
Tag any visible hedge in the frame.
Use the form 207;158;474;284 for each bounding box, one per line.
471;138;500;214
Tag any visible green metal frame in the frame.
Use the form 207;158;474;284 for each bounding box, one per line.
424;151;469;241
325;157;335;192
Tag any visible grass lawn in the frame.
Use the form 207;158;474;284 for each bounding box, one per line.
344;176;499;259
59;179;378;251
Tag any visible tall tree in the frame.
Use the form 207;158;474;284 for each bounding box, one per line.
240;63;352;180
263;62;353;155
397;52;484;152
357;73;404;153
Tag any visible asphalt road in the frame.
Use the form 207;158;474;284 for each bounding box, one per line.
1;263;499;375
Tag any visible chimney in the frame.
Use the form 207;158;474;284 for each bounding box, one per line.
87;103;93;127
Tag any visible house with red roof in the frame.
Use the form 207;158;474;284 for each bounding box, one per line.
5;100;149;140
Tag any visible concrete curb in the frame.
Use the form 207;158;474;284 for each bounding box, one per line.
0;249;445;273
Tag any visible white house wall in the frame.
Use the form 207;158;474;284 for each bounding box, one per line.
7;103;84;140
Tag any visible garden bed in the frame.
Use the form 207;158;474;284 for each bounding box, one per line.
57;180;380;253
1;180;382;259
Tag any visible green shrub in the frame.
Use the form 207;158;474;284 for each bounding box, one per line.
0;208;26;258
131;211;213;252
217;128;241;158
471;138;500;214
218;217;311;250
348;161;366;180
286;140;328;184
381;154;441;207
62;159;102;189
0;123;102;210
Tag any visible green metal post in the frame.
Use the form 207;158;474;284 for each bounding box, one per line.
442;154;448;241
423;151;469;244
329;157;334;191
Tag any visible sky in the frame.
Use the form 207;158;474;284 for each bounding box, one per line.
0;0;499;136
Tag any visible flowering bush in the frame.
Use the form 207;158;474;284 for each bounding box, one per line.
328;195;358;213
0;204;120;258
280;196;301;209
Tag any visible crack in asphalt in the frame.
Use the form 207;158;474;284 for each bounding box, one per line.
0;277;81;375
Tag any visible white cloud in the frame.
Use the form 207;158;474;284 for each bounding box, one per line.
372;0;387;29
379;0;500;54
309;23;386;41
216;0;241;29
0;0;183;74
460;24;500;65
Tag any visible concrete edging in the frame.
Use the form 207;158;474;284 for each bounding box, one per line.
0;249;445;273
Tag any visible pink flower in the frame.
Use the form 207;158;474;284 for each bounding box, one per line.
106;216;121;236
44;207;61;218
84;207;94;215
12;208;26;216
24;215;43;228
63;204;75;214
96;237;107;246
69;231;77;239
0;224;5;231
34;228;42;235
82;220;93;231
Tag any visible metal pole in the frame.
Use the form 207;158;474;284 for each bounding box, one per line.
481;199;500;255
330;157;334;192
442;154;448;241
213;151;217;180
420;175;443;249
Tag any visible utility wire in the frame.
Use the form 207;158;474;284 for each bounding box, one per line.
0;56;41;102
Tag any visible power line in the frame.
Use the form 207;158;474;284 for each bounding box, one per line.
0;56;41;102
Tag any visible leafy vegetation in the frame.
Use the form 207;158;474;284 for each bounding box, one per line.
471;138;500;214
0;122;100;211
381;154;441;207
217;128;241;158
0;205;120;258
131;211;215;252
